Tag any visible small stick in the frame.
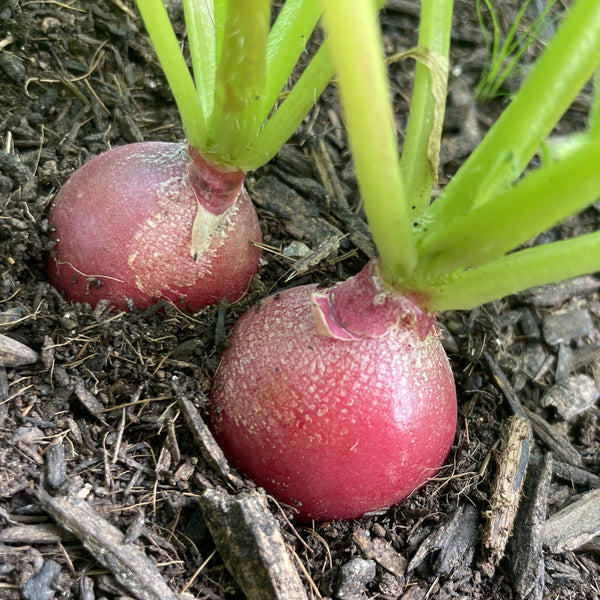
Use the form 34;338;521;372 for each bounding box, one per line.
34;488;179;600
480;415;532;576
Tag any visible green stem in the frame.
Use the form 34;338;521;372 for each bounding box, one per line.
590;68;600;139
424;231;600;311
182;0;216;119
418;138;600;276
427;0;600;225
135;0;206;149
236;40;334;171
260;0;322;125
399;0;453;215
320;0;416;282
208;0;271;164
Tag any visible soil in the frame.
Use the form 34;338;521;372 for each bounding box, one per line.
1;1;600;599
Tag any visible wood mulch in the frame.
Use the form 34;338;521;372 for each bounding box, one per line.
1;1;600;599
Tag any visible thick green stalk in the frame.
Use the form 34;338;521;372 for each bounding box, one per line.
320;0;416;282
182;0;216;119
236;41;334;170
135;0;206;149
424;231;600;311
398;0;453;215
590;68;600;140
207;0;271;163
260;0;322;125
426;0;600;226
417;138;600;276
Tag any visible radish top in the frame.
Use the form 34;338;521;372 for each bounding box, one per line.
135;0;339;172
321;0;600;312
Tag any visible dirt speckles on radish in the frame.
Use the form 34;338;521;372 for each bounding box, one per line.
210;260;457;521
47;142;261;311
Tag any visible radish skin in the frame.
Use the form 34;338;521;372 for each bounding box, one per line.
210;260;457;521
47;142;261;311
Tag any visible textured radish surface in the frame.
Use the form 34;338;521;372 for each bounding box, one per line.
210;263;457;521
47;142;261;311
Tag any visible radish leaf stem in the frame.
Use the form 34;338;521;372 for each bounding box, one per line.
321;0;416;282
424;231;600;311
208;0;271;163
398;0;453;216
136;0;206;149
418;138;600;276
428;0;600;226
182;0;216;119
262;0;322;125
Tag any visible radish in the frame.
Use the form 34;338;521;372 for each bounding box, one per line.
47;143;260;311
47;0;335;311
209;0;600;521
210;260;456;521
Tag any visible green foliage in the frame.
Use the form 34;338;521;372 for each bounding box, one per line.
475;0;560;103
321;0;600;311
135;0;332;171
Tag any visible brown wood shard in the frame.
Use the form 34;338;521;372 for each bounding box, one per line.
480;415;532;576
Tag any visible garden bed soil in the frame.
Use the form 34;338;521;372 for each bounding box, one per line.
2;1;600;599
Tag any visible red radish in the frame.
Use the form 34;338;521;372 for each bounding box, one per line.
47;142;262;311
210;260;457;521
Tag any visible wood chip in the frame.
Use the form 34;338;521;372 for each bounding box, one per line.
22;559;61;600
0;523;66;544
540;374;599;421
407;504;480;577
519;276;600;307
480;415;532;577
511;453;553;600
46;442;67;489
353;528;407;579
542;309;595;346
74;379;108;424
544;489;600;553
34;488;180;600
177;395;242;487
0;333;38;367
0;306;28;332
198;488;308;600
524;408;582;466
335;557;376;600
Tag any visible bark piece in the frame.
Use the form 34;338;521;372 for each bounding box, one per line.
177;395;242;487
0;333;38;367
544;488;600;553
353;528;407;578
22;559;61;600
74;379;106;421
520;276;600;307
0;306;28;332
483;352;527;417
46;442;67;489
524;408;582;466
511;453;553;600
407;504;480;577
540;374;599;421
335;558;376;600
0;523;66;544
542;309;595;346
198;488;308;600
34;488;179;600
480;415;532;577
532;456;600;488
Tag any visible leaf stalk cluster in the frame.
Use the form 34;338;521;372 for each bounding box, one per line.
321;0;600;312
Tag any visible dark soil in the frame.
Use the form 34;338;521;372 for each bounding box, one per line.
2;1;600;599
